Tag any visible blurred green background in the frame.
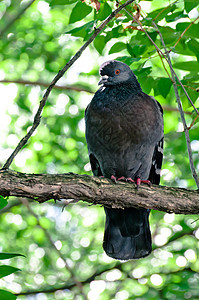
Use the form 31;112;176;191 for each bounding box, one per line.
0;0;198;299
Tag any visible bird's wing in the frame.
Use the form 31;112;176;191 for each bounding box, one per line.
89;153;103;177
85;103;103;177
148;136;164;185
148;100;164;185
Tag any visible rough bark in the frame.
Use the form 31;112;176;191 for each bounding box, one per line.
0;170;199;214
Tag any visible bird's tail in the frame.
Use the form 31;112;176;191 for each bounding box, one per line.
103;207;152;260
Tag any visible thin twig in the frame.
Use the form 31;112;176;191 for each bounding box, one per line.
0;80;195;115
152;21;199;189
1;78;197;93
187;112;199;130
157;52;173;81
1;78;197;94
1;0;135;170
0;79;94;93
0;0;36;37
20;198;87;300
153;0;178;22
174;16;199;48
162;105;192;115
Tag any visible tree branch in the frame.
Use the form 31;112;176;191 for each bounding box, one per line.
1;0;135;170
152;21;199;189
0;79;94;93
0;0;36;38
0;80;193;114
174;16;199;48
0;170;199;214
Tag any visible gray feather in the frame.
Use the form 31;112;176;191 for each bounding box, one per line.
85;60;164;260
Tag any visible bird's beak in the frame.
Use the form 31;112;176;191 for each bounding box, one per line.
98;75;109;86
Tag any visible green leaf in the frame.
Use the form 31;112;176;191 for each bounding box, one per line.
184;0;198;13
185;89;198;104
126;43;135;57
191;110;199;125
129;30;157;50
50;0;78;6
109;42;126;54
160;26;179;45
173;41;197;57
0;290;17;300
158;78;172;98
0;266;21;278
176;23;199;39
173;61;199;73
69;2;92;24
94;2;112;21
139;76;155;94
94;35;106;54
0;196;8;210
166;11;188;22
187;39;199;61
134;67;152;77
146;4;176;22
127;44;146;56
105;25;126;41
66;21;95;39
115;56;140;65
0;253;25;260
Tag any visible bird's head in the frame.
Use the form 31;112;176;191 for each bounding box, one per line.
98;60;140;89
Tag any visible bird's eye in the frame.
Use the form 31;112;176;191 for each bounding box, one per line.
115;69;120;75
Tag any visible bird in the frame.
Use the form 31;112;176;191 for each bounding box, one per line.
85;60;164;260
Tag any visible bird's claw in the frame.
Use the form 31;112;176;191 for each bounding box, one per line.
140;179;152;187
135;178;151;189
117;176;127;181
111;175;117;183
111;176;133;183
111;175;151;188
126;177;135;184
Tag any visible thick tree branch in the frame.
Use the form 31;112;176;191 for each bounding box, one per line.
2;0;134;170
0;170;199;215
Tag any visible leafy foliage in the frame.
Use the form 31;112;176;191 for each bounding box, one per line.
0;0;198;299
0;196;8;210
0;248;24;299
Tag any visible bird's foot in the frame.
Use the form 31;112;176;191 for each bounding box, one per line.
111;175;151;188
111;175;131;183
117;176;127;181
135;178;151;189
111;175;117;183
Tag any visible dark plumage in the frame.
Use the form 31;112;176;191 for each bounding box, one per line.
85;60;164;260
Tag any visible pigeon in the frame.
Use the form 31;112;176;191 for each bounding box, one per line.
85;60;164;260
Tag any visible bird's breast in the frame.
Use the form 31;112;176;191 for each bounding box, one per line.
86;91;163;153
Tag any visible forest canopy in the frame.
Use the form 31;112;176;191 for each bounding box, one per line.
0;0;199;299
